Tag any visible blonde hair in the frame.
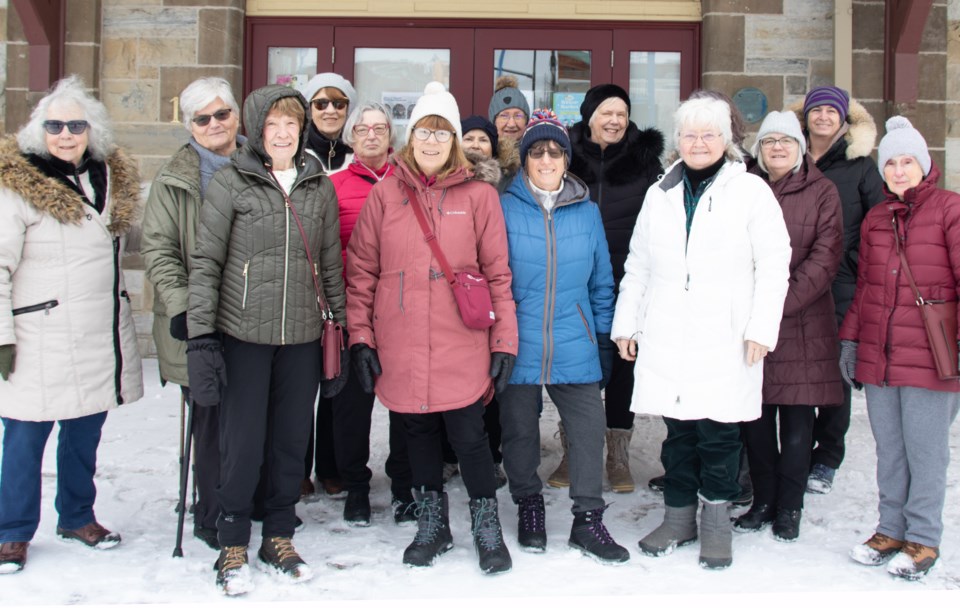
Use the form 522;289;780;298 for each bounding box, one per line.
268;96;306;130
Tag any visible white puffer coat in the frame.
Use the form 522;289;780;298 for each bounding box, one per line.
0;137;144;421
611;159;791;423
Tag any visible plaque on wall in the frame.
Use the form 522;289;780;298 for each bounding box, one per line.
733;87;767;124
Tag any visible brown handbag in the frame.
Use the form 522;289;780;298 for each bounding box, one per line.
277;178;344;380
893;215;960;380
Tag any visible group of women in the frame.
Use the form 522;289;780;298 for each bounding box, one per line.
0;73;956;593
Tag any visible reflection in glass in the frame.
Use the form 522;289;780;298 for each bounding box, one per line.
268;47;318;89
354;48;451;148
493;50;591;125
628;51;681;139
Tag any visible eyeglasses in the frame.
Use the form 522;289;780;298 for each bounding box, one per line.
679;132;720;145
496;111;527;123
312;99;348;112
191;108;232;127
759;136;798;149
42;120;89;135
413;128;452;143
528;147;564;159
353;123;389;138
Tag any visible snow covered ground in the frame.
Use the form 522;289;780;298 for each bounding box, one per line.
2;359;958;608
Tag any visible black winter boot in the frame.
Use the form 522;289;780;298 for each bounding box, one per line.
772;508;801;543
569;505;630;564
402;488;453;567
515;494;547;552
733;503;776;533
343;490;371;527
469;497;512;574
392;490;417;525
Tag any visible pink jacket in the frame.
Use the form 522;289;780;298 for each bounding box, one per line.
345;160;518;413
329;160;394;280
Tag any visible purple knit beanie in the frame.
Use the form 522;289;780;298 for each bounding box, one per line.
803;86;850;123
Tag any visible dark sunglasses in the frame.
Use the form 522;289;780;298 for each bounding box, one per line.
191;108;232;127
312;99;348;112
528;147;564;159
42;120;89;135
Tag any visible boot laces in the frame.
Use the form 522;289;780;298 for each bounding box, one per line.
518;496;545;533
267;537;299;564
412;496;443;544
584;506;616;545
472;498;503;550
221;545;247;571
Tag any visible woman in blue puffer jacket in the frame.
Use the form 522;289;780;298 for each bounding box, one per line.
497;110;627;564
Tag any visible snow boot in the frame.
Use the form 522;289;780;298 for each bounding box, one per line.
392;490;417;525
0;542;28;574
215;545;253;596
638;504;698;556
850;532;904;566
887;541;939;580
605;427;635;493
569;505;630;564
344;490;371;527
733;503;776;533
547;421;570;488
493;462;508;490
257;536;313;582
515;494;547;552
402;488;453;567
771;508;801;542
56;521;120;550
699;500;733;569
806;463;836;495
469;497;512;574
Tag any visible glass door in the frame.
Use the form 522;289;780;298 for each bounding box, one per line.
245;20;333;93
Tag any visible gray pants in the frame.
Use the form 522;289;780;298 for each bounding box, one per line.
498;383;605;513
865;384;960;547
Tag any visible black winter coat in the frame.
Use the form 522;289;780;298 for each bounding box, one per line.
568;121;664;289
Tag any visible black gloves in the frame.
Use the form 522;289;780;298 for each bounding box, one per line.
839;340;861;390
597;333;615;390
0;344;15;381
351;343;381;394
169;312;188;342
187;334;226;406
490;352;516;394
321;331;351;399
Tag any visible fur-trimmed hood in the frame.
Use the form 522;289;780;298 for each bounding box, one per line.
496;136;521;176
788;97;877;161
0;136;141;235
568;121;664;186
465;150;502;187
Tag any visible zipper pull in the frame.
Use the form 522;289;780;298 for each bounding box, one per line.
243;260;249;277
708;196;713;212
685;273;690;291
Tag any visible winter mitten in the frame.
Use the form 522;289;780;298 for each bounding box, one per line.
0;344;15;381
321;334;351;398
489;352;516;394
351;343;381;394
839;340;861;389
597;333;615;389
187;334;227;407
169;312;188;341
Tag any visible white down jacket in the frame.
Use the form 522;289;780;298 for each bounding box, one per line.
0;137;144;421
610;159;791;423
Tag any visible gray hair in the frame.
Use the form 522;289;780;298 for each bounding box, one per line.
342;101;394;147
179;77;240;131
16;75;114;161
672;96;743;163
752;139;804;176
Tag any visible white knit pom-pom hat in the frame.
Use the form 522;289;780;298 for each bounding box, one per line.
406;81;462;143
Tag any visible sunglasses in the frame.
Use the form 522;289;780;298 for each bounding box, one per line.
312;99;348;112
191;108;232;127
42;120;89;135
413;128;453;143
528;147;564;159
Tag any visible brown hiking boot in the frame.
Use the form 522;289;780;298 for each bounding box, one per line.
849;532;904;566
300;478;316;498
605;427;635;493
257;537;313;582
56;521;120;550
887;541;939;580
215;545;253;596
0;542;28;574
546;421;570;489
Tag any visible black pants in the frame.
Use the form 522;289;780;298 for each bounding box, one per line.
304;395;338;482
662;417;741;508
181;386;220;531
603;355;636;430
441;397;502;464
217;336;320;547
741;404;815;511
402;399;496;499
811;381;852;470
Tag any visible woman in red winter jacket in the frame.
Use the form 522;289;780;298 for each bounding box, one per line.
840;116;960;581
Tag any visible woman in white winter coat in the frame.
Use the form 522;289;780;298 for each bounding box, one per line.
611;96;791;569
0;76;143;574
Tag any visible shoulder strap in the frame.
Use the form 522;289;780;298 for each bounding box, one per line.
892;214;926;304
400;180;457;286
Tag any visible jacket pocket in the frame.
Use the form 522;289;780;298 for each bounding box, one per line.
241;260;250;310
576;303;596;344
12;299;59;316
398;271;405;314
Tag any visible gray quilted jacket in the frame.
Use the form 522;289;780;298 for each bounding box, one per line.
188;85;345;345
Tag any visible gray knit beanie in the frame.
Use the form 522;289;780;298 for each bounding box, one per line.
298;72;357;109
753;111;807;158
877;116;931;176
488;75;530;122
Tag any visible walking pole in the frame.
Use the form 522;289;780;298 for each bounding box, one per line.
173;394;194;558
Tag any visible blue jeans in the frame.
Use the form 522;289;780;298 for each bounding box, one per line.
0;412;108;543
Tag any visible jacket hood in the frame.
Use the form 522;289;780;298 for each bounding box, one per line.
464;150;502;187
789;97;877;161
889;161;942;208
0;136;141;235
241;85;310;169
568;121;665;186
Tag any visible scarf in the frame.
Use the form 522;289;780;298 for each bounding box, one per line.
26;151;107;214
190;135;247;199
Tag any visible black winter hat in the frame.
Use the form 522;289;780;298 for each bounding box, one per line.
460;115;499;158
579;84;632;124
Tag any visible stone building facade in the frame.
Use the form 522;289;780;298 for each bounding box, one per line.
1;0;957;357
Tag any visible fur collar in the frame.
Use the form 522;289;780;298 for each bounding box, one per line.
568;122;665;186
497;137;521;176
465;150;502;187
788;97;877;161
0;136;142;235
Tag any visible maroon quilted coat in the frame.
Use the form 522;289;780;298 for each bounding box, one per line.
839;164;960;392
751;159;844;406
